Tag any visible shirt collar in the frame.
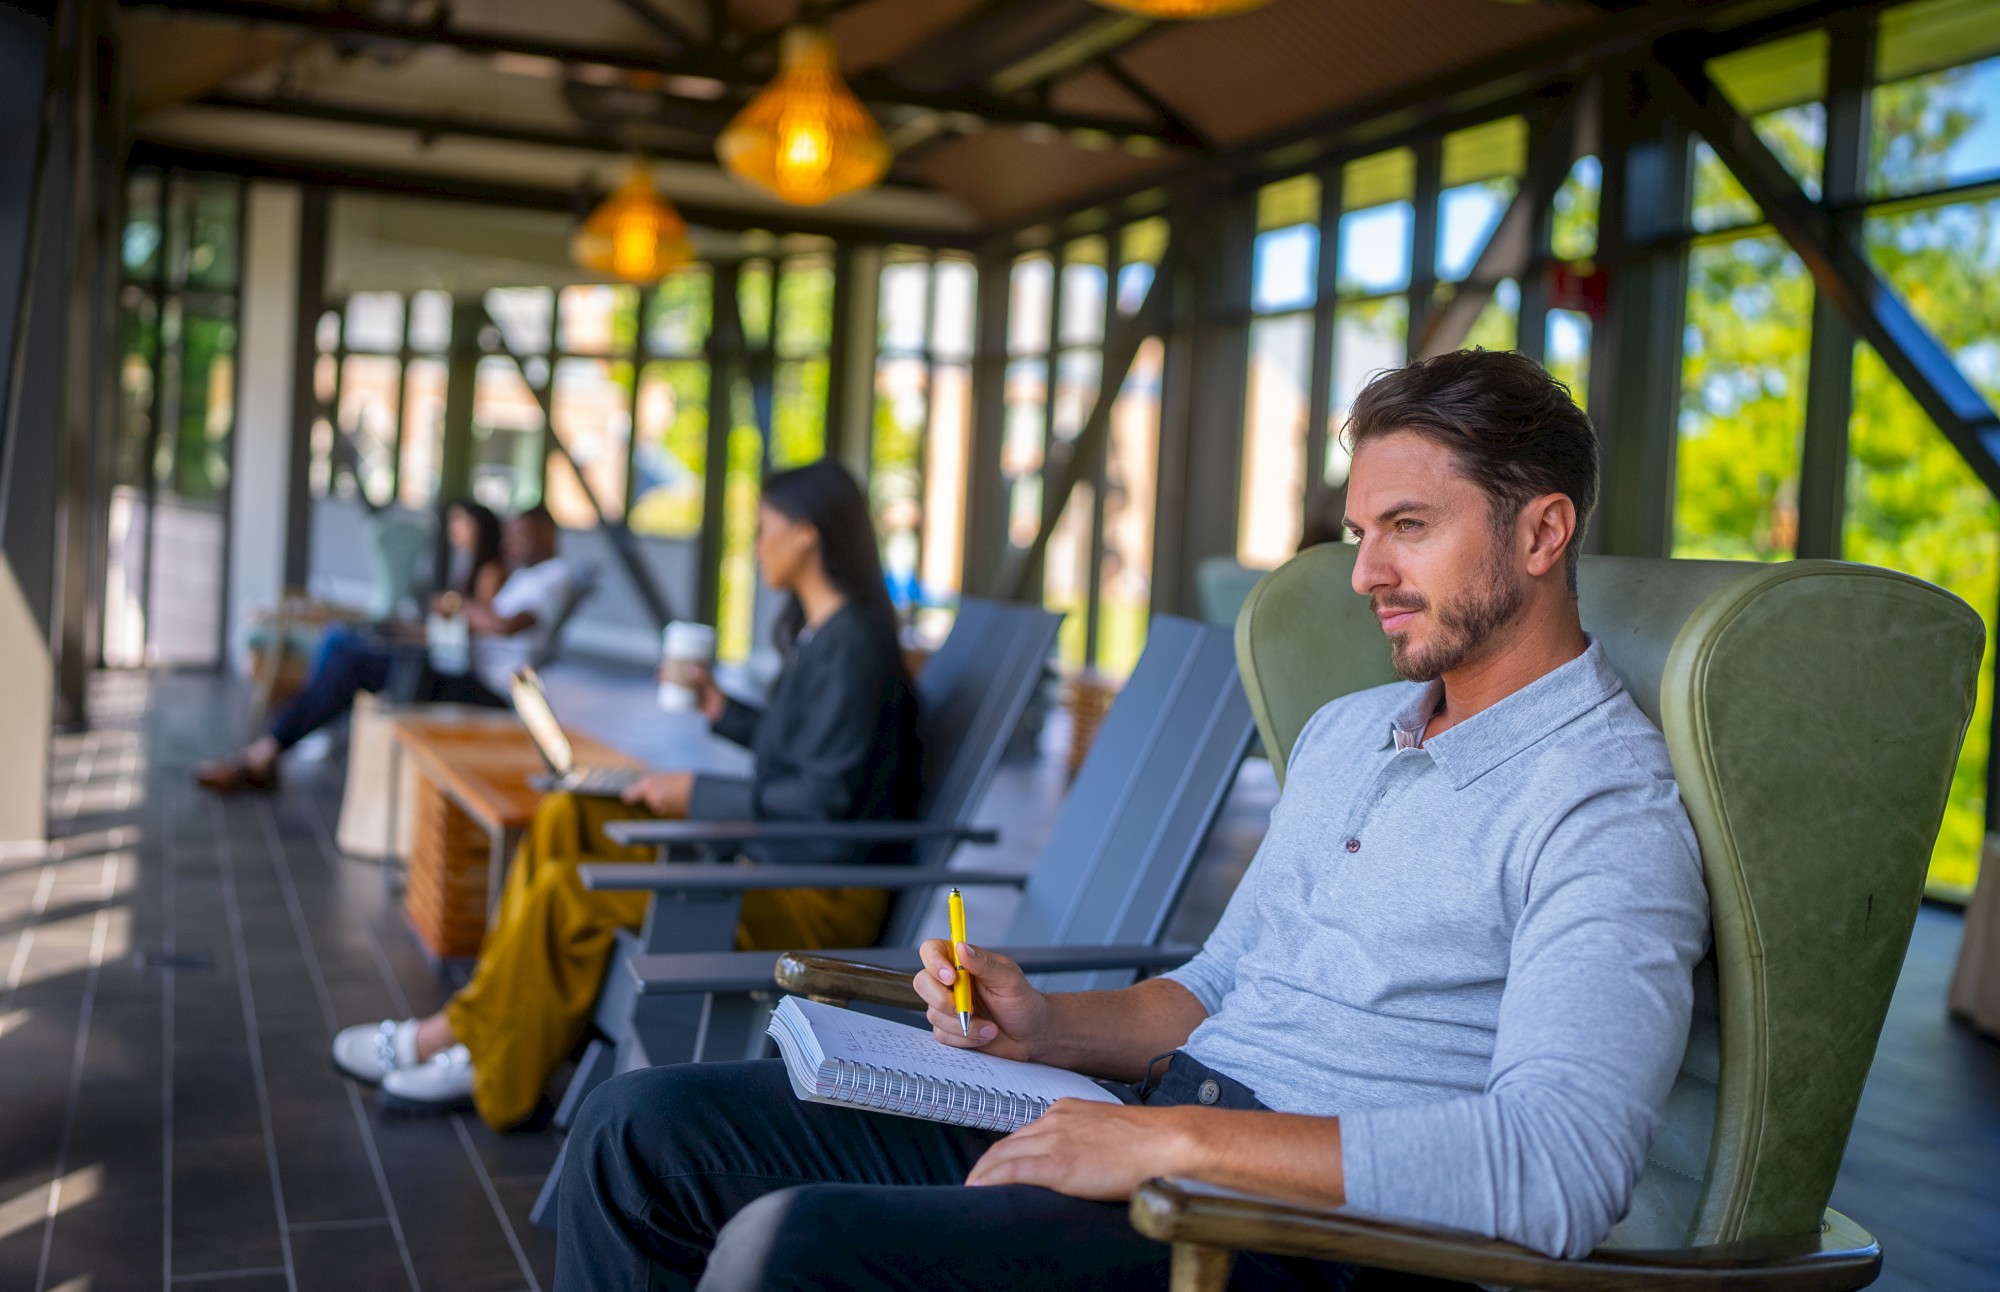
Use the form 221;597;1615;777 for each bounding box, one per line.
1382;638;1623;789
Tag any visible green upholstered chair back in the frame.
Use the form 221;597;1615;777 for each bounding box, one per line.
1235;545;1984;1251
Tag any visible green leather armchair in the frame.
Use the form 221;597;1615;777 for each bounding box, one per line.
1133;547;1985;1292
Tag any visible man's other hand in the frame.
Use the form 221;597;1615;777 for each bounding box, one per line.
914;941;1049;1061
966;1102;1200;1200
621;771;693;817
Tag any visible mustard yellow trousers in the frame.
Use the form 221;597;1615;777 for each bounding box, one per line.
445;793;890;1129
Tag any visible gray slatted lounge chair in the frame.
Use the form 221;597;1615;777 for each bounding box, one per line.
529;614;1254;1229
549;597;1060;1132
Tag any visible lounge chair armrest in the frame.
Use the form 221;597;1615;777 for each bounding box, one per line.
602;819;999;848
774;954;925;1010
773;944;1199;1009
1129;1182;1880;1292
578;863;1028;893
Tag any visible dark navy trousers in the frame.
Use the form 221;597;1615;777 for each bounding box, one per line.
554;1053;1472;1292
266;623;501;749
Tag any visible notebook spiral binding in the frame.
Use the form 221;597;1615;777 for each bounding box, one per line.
825;1057;1046;1130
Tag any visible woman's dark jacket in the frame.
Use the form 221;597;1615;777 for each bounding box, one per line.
687;602;921;865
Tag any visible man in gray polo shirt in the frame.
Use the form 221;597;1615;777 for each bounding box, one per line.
554;350;1710;1292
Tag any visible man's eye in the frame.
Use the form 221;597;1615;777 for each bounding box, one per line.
1396;519;1423;533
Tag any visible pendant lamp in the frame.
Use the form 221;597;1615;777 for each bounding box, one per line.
570;164;694;283
1090;0;1272;16
716;26;890;206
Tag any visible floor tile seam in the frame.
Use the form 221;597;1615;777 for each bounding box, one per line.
295;792;416;1020
32;853;120;1292
163;778;178;1292
450;1113;544;1292
207;797;299;1292
168;1265;291;1284
286;1217;393;1233
256;797;422;1292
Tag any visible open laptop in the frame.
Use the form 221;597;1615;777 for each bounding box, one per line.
509;666;648;798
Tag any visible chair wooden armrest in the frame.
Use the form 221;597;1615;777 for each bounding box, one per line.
774;944;1199;1010
775;954;925;1009
1128;1180;1881;1292
578;863;1029;892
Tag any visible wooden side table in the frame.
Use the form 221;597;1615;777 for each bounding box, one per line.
392;716;640;967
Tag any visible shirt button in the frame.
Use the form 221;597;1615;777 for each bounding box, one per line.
1345;838;1361;853
1197;1079;1220;1105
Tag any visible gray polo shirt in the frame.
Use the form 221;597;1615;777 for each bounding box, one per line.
1166;640;1708;1258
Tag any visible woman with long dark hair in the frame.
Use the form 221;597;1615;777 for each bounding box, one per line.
330;459;922;1126
440;499;505;604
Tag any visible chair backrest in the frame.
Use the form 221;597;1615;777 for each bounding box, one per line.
1195;556;1269;629
992;615;1257;991
1235;545;1984;1251
528;563;600;668
365;510;433;620
878;599;1061;918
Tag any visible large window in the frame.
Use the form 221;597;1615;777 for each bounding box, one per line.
311;271;718;531
1002;222;1165;674
716;251;835;662
107;168;244;668
1671;0;2000;894
1236;122;1530;566
871;251;977;635
1239;176;1320;569
629;266;716;538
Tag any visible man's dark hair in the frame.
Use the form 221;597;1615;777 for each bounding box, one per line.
1342;350;1599;595
516;504;556;529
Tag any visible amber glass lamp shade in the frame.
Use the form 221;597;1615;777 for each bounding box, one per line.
571;167;694;283
1090;0;1272;16
716;26;890;206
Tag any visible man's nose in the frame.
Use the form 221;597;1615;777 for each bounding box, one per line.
1351;537;1393;596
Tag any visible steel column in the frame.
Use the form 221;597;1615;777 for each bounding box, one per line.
1150;193;1252;617
961;248;1013;597
283;186;327;587
1795;18;1873;560
1589;64;1691;558
697;260;741;626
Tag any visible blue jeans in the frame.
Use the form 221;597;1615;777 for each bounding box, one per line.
266;623;502;749
553;1053;1420;1292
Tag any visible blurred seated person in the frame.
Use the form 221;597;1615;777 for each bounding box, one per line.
552;351;1709;1292
440;499;507;607
195;505;571;792
330;459;921;1127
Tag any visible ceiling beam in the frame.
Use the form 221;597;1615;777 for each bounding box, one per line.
610;0;701;51
735;0;880;63
1096;55;1204;150
183;92;940;189
990;0;1912;238
120;0;1186;145
125;140;982;246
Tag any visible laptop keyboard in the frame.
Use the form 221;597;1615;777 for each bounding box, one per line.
563;767;645;796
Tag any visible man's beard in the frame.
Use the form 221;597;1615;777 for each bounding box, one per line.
1374;546;1528;683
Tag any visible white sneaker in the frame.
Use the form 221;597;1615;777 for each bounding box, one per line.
332;1019;419;1085
379;1044;475;1112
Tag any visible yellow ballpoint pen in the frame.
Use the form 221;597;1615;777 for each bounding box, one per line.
948;887;973;1037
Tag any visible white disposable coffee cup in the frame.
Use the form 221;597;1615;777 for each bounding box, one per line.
658;620;717;712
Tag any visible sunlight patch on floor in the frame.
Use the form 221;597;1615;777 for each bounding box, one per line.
0;1165;100;1245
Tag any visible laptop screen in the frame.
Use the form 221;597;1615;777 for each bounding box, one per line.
509;667;574;777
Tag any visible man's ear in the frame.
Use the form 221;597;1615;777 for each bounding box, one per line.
1521;493;1576;580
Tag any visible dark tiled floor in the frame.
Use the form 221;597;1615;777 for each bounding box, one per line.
0;669;1996;1292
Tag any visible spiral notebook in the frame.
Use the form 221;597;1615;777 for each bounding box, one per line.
767;996;1122;1132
